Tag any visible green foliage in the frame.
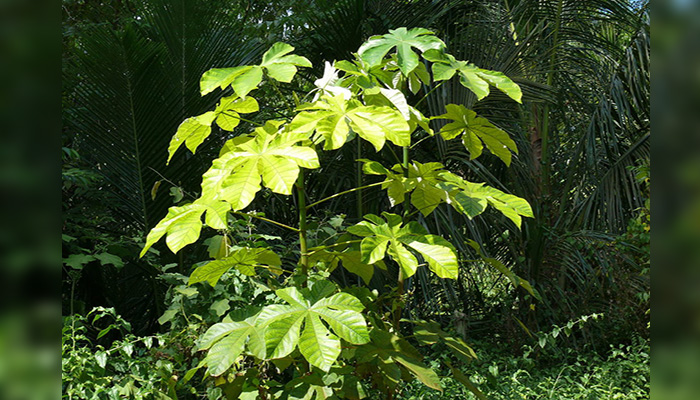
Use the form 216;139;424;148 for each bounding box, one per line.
347;212;459;279
130;28;536;399
397;337;649;400
203;122;320;209
434;104;518;166
361;160;533;226
62;308;186;399
189;247;282;286
200;42;312;97
167;96;260;163
422;50;522;103
358;27;445;75
289;94;410;151
63;2;651;399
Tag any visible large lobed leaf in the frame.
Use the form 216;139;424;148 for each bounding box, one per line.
198;312;266;376
434;104;518;166
288;94;410;151
167;96;259;163
356;329;442;391
347;212;459;279
361;160;533;227
200;42;312;97
256;281;370;372
140;198;230;256
358;27;445;76
423;50;522;103
188;247;282;287
200;121;320;210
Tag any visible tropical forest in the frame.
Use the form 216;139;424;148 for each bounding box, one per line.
62;1;650;399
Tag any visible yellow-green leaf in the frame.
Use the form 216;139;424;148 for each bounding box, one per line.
200;122;320;210
435;104;517;166
167;112;216;163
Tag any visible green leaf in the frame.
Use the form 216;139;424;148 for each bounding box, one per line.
201;122;320;210
423;50;521;103
435;104;518;165
95;351;107;369
356;329;441;391
199;315;266;376
231;66;263;98
94;252;124;268
358;27;445;75
215;96;259;131
257;282;369;371
363;160;445;216
299;315;341;372
348;212;459;280
260;42;312;83
392;353;442;391
404;236;458;279
338;251;375;285
475;69;522;103
439;172;532;226
289;95;410;151
387;241;419;278
63;254;96;269
364;160;531;226
167;111;216;163
189;248;281;286
200;66;249;95
412;321;477;362
158;308;178;325
450;365;487;400
140;199;231;256
199;43;310;99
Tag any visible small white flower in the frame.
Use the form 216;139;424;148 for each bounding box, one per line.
313;61;352;101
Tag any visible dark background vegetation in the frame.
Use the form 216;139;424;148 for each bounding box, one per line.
5;0;691;398
58;0;654;398
62;0;650;339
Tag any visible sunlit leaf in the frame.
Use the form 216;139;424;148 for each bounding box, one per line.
288;94;410;151
423;50;521;103
201;121;319;210
140;199;230;256
347;212;458;279
256;281;369;371
189;247;282;286
358;27;445;75
435;104;517;165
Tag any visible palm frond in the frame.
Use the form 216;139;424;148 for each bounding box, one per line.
66;0;266;229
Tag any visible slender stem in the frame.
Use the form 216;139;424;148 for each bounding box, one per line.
386;143;403;165
231;211;299;232
70;275;76;352
306;240;362;255
356;139;363;219
296;172;309;278
306;181;385;210
409;133;434;150
402;147;410;218
414;81;445;109
148;167;196;200
395;266;405;329
395;146;411;329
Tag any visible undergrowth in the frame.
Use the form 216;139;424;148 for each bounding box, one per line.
398;336;650;400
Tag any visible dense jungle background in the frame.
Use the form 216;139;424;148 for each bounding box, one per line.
62;0;650;398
